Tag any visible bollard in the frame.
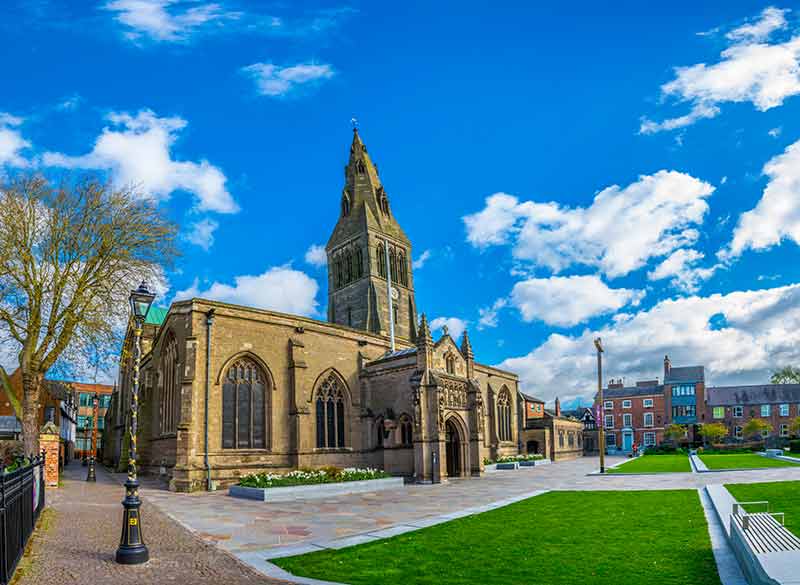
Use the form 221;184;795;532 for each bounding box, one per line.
86;456;96;482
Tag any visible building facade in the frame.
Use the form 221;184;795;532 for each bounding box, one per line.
601;380;666;453
107;130;521;491
73;382;114;461
706;384;800;441
520;395;584;461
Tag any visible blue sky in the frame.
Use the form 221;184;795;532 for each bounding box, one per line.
4;1;800;404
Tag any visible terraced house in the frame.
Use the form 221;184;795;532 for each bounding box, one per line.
105;130;521;491
706;384;800;441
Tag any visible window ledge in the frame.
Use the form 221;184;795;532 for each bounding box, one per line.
313;447;353;453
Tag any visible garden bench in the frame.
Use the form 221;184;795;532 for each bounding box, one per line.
729;500;800;585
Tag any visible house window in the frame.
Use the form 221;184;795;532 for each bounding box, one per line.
399;415;413;446
604;401;613;410
672;384;695;397
761;404;771;417
735;426;742;439
222;357;267;449
780;424;789;437
604;414;614;429
644;412;654;428
315;373;347;449
497;388;513;442
712;407;725;419
733;406;743;418
780;403;789;417
671;405;696;418
643;432;656;447
622;400;631;409
605;433;616;447
643;398;653;408
558;432;564;448
623;413;632;428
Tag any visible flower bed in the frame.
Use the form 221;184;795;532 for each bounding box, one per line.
230;466;403;502
483;454;544;465
239;466;389;488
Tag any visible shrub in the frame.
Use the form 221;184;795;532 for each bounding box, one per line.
789;439;800;454
644;444;686;455
0;440;24;466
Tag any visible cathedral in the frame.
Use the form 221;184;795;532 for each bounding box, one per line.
105;129;521;492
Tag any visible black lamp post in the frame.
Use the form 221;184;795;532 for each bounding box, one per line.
115;281;154;565
86;393;98;482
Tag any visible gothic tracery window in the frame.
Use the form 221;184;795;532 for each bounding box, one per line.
222;357;267;449
377;244;386;277
389;248;397;281
497;388;512;442
342;193;350;216
356;248;363;277
398;252;407;285
160;333;179;435
445;354;455;375
315;373;346;449
345;251;353;283
399;414;413;446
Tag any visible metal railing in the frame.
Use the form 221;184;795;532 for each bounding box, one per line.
733;500;786;530
0;453;46;584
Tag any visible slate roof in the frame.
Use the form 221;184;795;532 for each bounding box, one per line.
520;392;544;404
665;365;704;383
601;385;662;399
706;384;800;406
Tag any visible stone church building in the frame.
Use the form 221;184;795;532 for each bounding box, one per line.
106;130;521;492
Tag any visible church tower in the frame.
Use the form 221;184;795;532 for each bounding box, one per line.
326;129;417;341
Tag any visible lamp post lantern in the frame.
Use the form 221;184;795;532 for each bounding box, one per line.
115;281;154;565
594;337;605;474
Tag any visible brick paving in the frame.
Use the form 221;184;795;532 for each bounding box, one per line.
17;464;287;585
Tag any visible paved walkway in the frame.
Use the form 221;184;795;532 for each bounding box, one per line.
136;456;800;564
18;464;285;585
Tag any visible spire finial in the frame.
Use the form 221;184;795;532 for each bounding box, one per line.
351;117;359;132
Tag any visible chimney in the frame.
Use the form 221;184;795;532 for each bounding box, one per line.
554;397;561;417
663;355;671;380
608;378;624;389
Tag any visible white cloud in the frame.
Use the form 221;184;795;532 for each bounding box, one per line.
103;0;240;42
478;298;507;329
242;62;334;97
412;249;432;269
184;217;219;251
174;265;319;316
768;126;782;137
429;317;467;341
0;113;31;168
43;109;238;213
726;6;788;43
464;170;713;278
510;275;644;327
647;248;719;293
724;137;800;259
304;244;327;267
641;8;800;133
57;94;82;111
499;283;800;402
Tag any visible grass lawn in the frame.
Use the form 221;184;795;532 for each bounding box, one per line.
274;490;721;585
699;453;800;470
726;481;800;538
607;454;691;473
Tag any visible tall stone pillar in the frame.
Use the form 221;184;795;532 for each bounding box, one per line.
40;422;60;487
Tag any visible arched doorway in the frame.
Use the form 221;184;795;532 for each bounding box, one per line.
445;419;462;477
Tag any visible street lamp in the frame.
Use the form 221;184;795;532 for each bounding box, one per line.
594;337;605;474
86;393;98;482
115;281;154;565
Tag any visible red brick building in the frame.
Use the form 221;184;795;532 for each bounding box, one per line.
706;384;800;441
599;379;665;453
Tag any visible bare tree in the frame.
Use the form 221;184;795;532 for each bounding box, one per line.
0;174;177;455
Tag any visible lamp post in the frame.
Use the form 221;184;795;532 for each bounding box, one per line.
86;393;98;482
594;337;605;474
115;281;154;565
82;424;88;466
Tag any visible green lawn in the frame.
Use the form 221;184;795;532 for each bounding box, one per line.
607;454;691;473
726;481;800;538
274;491;721;585
699;453;800;470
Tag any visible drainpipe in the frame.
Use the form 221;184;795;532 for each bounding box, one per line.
204;308;215;490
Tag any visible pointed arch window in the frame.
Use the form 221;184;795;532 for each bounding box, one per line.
222;357;267;449
315;373;346;449
336;257;344;289
377;244;386;277
160;333;179;435
356;160;366;175
399;415;413;446
398;252;407;285
345;251;353;283
356;248;364;277
389;248;397;281
341;193;351;216
497;388;512;442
